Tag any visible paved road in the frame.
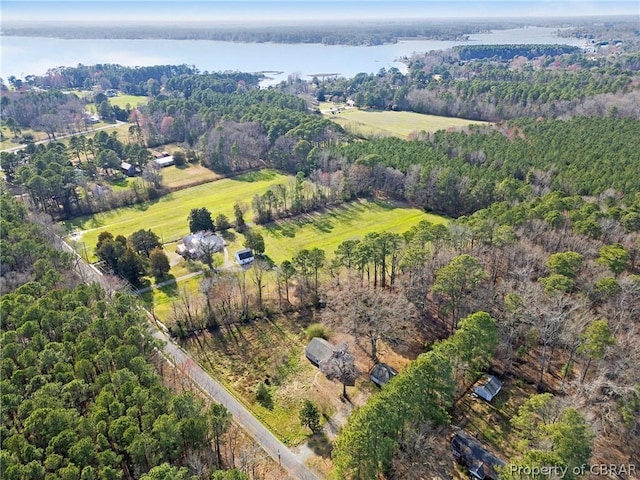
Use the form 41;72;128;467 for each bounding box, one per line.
152;327;319;480
48;224;320;480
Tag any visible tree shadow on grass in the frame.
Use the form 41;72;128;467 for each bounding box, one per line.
132;194;171;211
311;217;334;233
307;432;333;458
157;275;178;296
140;291;155;310
233;170;278;183
219;230;236;243
372;198;398;210
264;222;297;239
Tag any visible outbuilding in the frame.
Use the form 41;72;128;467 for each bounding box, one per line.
120;162;136;177
369;363;398;387
234;248;254;265
305;337;335;367
153;156;175;168
450;430;506;480
473;375;502;403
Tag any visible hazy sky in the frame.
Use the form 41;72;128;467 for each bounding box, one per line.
2;0;639;23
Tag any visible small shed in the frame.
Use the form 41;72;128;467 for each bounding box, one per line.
473;375;502;402
305;337;335;366
451;431;506;480
120;162;136;177
234;248;254;265
370;363;398;387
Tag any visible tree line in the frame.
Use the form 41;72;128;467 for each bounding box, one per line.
453;44;581;61
2;20;517;45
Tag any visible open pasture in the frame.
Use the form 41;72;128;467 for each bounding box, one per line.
106;94;149;109
66;169;290;257
257;198;447;264
324;107;486;139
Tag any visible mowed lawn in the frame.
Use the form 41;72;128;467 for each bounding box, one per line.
109;94;149;109
93;94;149;109
257;198;447;264
161;164;222;190
325;108;487;139
66;169;290;257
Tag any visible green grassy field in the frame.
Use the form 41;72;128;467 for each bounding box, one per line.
255;199;446;264
65;169;290;257
106;94;149;109
323;106;487;139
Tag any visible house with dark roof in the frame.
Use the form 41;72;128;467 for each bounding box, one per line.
473;375;502;402
305;337;335;366
120;162;136;177
451;430;506;480
369;363;398;387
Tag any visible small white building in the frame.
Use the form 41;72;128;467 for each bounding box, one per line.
153;156;174;168
473;375;502;403
234;248;254;265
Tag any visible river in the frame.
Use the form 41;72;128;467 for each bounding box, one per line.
0;27;587;85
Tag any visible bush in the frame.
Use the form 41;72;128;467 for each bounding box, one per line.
300;400;321;433
173;151;186;166
255;382;273;409
215;214;231;231
306;323;328;341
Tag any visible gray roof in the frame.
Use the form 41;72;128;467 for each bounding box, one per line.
305;337;335;366
451;431;506;480
176;231;225;257
473;375;502;402
153;156;174;167
370;363;398;387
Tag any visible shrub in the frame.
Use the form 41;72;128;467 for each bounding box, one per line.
300;400;321;433
255;382;273;409
306;323;328;341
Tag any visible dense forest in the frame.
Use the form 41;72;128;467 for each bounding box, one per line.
2;61;640;223
317;47;640;120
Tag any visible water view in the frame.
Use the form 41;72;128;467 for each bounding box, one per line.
1;26;587;84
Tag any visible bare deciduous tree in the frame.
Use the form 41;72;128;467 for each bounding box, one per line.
324;277;417;363
320;342;359;399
